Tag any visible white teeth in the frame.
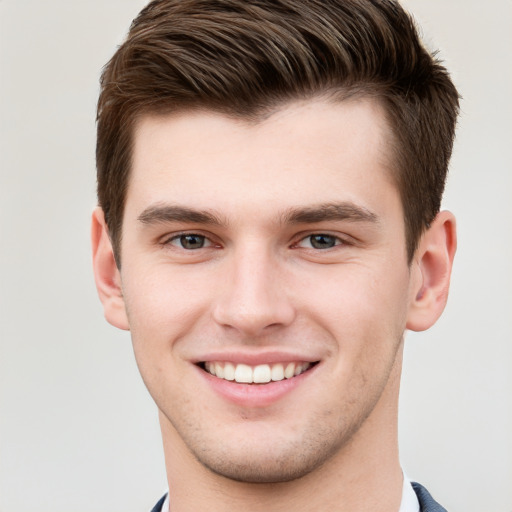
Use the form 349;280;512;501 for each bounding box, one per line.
204;361;313;383
224;362;235;381
284;362;295;379
205;362;215;375
234;364;253;383
214;362;224;378
253;364;271;383
271;364;284;381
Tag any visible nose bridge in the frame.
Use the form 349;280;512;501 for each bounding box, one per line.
213;238;295;336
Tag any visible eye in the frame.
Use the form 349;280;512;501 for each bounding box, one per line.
298;234;341;249
168;233;212;250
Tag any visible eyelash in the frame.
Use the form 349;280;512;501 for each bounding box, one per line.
294;233;345;250
162;232;348;251
163;233;215;250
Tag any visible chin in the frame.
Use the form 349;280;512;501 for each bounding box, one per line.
198;449;327;484
185;422;351;484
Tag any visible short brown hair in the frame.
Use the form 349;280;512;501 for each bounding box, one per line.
96;0;460;265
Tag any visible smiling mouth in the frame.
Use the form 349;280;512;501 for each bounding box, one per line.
200;361;318;384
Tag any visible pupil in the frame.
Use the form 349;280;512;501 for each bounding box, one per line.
181;234;204;249
310;234;335;249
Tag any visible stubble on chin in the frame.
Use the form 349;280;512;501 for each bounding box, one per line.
169;405;368;485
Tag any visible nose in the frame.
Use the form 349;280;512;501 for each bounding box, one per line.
212;244;296;337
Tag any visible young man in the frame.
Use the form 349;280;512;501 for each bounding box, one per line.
92;1;459;510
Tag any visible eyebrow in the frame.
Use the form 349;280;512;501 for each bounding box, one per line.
138;204;226;226
281;202;379;225
137;201;378;228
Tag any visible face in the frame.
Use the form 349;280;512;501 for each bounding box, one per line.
111;99;422;483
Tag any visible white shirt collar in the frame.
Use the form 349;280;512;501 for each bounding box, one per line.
159;474;420;512
399;476;420;512
161;492;169;512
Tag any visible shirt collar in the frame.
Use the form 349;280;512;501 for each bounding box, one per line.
399;475;421;512
161;493;169;512
159;473;420;512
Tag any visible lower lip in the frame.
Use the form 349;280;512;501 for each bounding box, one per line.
196;364;317;408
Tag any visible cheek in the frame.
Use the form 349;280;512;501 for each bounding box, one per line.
307;266;409;410
122;264;216;352
294;262;411;346
121;268;209;404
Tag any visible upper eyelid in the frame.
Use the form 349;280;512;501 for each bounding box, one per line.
162;233;217;251
294;234;345;247
292;230;354;245
157;234;204;252
161;230;216;242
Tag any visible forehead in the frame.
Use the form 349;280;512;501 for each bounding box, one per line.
127;98;398;219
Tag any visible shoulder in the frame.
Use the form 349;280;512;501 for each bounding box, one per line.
411;482;448;512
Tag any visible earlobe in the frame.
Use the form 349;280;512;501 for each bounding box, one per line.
91;207;130;330
406;211;457;332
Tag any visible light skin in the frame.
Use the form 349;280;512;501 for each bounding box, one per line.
92;98;456;511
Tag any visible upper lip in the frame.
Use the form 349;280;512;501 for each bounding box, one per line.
191;350;322;366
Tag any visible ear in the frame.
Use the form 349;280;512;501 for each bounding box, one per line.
91;207;130;330
406;210;457;332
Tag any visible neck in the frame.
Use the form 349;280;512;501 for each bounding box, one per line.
161;350;404;512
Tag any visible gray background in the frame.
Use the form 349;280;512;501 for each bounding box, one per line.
1;1;511;511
